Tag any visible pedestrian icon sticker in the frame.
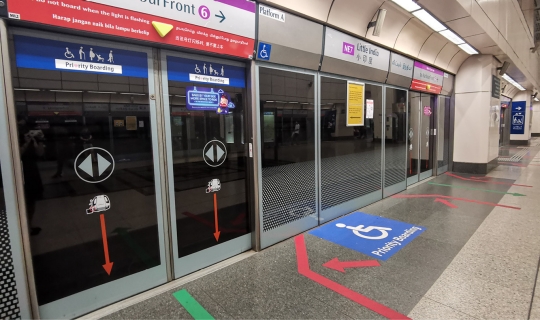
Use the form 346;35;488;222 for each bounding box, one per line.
309;212;425;261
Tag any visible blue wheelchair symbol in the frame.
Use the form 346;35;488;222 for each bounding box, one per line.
258;42;272;61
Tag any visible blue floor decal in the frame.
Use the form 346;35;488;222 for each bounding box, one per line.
309;212;425;261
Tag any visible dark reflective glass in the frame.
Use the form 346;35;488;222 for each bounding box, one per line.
384;88;408;188
259;67;316;231
420;94;435;174
407;92;420;178
166;59;249;258
320;77;383;210
11;37;161;305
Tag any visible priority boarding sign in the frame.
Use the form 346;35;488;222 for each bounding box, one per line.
309;212;425;261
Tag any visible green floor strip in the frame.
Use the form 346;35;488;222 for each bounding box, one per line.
428;182;526;196
173;289;215;320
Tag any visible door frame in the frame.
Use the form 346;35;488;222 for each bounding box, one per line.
160;50;252;278
407;91;421;186
256;62;319;249
7;28;170;319
317;72;385;222
382;84;409;198
418;93;437;182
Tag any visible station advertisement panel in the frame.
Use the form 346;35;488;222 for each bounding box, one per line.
7;0;256;59
410;61;443;94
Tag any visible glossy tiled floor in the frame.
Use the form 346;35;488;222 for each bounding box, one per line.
94;142;540;320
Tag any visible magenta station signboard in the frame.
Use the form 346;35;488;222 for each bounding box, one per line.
411;61;443;94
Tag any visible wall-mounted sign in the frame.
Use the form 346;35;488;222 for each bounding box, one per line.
110;105;149;112
84;104;109;112
511;101;526;134
14;35;148;78
410;61;443;94
259;5;285;22
257;42;272;61
347;81;365;127
366;100;374;119
126;116;138;130
491;75;501;99
27;104;83;116
167;56;246;88
389;53;413;78
324;28;390;72
8;0;255;59
114;120;125;127
186;87;235;114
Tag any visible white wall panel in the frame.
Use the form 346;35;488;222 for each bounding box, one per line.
454;92;490;163
417;33;448;64
327;0;383;37
532;102;540;134
447;51;470;74
394;19;432;58
417;0;470;22
434;43;461;70
365;2;411;48
258;0;333;22
445;16;483;38
464;33;497;49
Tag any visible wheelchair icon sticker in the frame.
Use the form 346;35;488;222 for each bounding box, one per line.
258;42;272;61
336;223;392;240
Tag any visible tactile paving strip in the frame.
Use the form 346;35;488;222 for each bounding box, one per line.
0;210;20;319
262;162;316;232
498;148;530;162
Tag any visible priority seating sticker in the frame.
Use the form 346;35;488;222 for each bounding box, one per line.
309;212;425;261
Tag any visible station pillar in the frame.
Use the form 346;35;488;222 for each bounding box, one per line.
510;90;533;145
453;55;501;174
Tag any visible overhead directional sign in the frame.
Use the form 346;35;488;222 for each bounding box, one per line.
309;212;425;261
74;147;115;183
203;140;227;167
8;0;256;58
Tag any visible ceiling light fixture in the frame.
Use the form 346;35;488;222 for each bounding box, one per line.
502;74;526;91
50;90;83;93
14;88;40;91
439;30;465;45
88;91;116;94
413;10;447;32
391;0;421;12
458;43;479;55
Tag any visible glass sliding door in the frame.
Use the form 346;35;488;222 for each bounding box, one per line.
319;76;383;222
383;87;408;197
257;66;317;248
161;51;251;278
10;30;167;318
407;92;421;185
419;94;436;181
436;95;451;175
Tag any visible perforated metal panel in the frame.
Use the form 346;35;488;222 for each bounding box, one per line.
0;210;20;320
385;145;407;188
321;150;381;211
262;162;316;232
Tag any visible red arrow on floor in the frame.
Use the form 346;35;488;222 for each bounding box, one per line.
100;214;114;275
445;172;532;187
434;198;459;209
323;258;380;273
213;193;220;241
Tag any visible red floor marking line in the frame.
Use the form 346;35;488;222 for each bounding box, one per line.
434;198;458;208
294;235;410;320
446;172;533;188
392;194;521;210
